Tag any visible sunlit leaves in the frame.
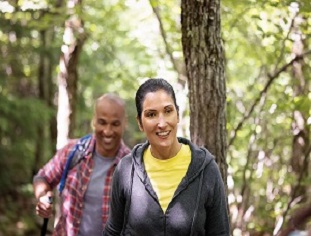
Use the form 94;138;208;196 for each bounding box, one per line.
222;0;311;233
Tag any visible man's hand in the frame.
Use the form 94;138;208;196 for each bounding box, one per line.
36;191;53;218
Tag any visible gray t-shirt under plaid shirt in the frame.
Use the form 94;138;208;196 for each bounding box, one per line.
78;152;115;236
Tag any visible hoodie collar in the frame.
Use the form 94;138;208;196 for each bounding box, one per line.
131;137;214;184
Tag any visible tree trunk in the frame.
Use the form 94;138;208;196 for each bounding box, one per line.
287;12;310;224
181;0;228;187
56;1;87;150
54;0;87;226
290;15;310;187
33;29;53;177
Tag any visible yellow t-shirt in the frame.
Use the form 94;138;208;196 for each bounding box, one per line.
143;144;191;212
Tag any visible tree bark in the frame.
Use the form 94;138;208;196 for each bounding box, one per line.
56;1;87;150
55;0;87;226
290;15;310;181
33;29;53;177
181;0;228;187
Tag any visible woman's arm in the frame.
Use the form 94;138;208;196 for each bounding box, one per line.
205;161;230;236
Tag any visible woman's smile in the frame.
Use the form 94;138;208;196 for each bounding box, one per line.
156;130;170;137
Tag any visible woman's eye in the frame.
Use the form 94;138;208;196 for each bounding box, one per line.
165;109;172;113
146;112;156;117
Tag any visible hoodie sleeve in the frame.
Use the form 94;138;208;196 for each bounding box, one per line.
205;160;230;235
104;158;127;236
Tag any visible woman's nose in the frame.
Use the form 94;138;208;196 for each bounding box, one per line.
157;114;167;128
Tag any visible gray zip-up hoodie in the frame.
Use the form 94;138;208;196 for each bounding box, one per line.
104;137;230;236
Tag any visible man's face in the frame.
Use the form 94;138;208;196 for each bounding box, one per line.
93;98;126;157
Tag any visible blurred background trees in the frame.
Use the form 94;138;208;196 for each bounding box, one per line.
0;0;310;235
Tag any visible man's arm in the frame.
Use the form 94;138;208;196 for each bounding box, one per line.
32;141;74;218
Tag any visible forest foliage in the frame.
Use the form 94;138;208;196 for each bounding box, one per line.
0;0;311;235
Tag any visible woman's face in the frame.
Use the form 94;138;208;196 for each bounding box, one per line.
137;89;179;153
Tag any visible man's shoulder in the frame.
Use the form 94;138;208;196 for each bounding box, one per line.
59;135;89;150
57;134;94;160
58;139;78;151
119;141;131;156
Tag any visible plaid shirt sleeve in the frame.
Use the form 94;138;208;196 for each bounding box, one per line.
35;140;77;188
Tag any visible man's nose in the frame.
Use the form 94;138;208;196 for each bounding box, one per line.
103;125;113;135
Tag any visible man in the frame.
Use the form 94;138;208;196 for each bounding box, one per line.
33;93;131;236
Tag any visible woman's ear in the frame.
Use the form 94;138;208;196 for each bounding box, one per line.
136;116;144;131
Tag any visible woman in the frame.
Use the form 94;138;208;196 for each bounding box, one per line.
104;78;230;235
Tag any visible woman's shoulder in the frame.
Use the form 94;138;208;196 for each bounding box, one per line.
117;153;133;169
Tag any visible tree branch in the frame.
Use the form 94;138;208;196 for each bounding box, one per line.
149;1;179;73
274;12;299;71
228;49;311;147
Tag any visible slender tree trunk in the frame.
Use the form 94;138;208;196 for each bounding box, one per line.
33;29;51;177
56;0;87;150
290;15;310;187
33;2;63;177
55;0;87;226
181;0;228;187
287;12;310;222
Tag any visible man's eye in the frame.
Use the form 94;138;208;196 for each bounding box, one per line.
98;120;106;125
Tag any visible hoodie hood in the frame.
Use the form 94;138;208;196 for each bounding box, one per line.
130;137;215;189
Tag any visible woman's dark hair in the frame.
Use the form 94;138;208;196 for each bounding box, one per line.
135;78;179;124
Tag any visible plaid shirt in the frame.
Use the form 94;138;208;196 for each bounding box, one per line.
36;134;130;236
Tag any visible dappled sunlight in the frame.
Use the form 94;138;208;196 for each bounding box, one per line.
255;150;265;178
0;1;14;13
0;0;48;12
